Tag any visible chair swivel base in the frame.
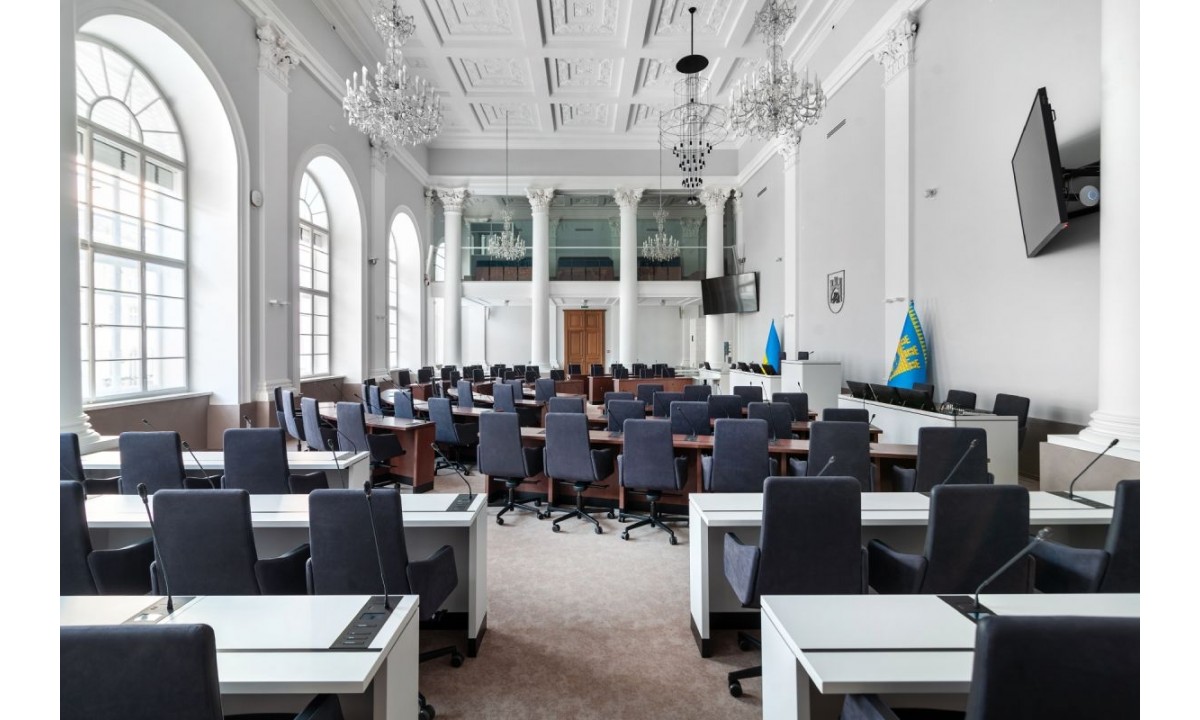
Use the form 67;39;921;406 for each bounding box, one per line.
419;643;465;668
618;496;685;545
549;482;613;534
728;631;763;697
491;481;542;525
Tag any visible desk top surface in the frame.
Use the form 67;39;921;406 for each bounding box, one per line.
518;426;914;458
81;450;369;471
317;402;434;429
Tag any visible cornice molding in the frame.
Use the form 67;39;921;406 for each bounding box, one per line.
255;18;299;90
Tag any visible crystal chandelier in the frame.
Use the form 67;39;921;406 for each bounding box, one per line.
485;111;525;262
643;142;680;263
659;6;728;190
729;0;826;146
343;0;442;150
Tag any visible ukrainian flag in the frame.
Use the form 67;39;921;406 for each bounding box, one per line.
763;320;781;373
888;301;928;388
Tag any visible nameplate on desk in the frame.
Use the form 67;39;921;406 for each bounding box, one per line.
329;596;395;651
939;594;993;623
1048;491;1112;509
124;597;197;624
446;494;474;512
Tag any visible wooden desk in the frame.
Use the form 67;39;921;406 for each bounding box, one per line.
587;375;614;403
554;379;586;396
614;376;695;394
319;403;437;493
80;449;371;489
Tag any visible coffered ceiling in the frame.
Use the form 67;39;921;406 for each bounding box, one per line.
317;0;847;150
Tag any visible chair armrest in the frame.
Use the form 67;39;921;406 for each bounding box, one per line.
769;457;779;476
892;466;917;493
288;471;329;495
255;543;311;595
88;537;155;595
366;433;406;461
183;474;221;490
841;694;902;720
788;458;807;476
1031;540;1108;593
867;539;927;594
673;456;688;489
723;533;761;607
590;447;615;479
83;476;121;495
294;693;343;720
701;454;713;491
406;545;458;621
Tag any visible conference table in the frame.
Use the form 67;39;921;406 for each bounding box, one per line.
80;449;371;489
759;592;1139;719
83;492;491;657
318;403;438;493
61;594;420;720
582;405;879;440
687;490;1117;657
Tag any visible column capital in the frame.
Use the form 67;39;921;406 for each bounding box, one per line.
699;187;730;211
680;217;704;243
777;141;800;170
424;188;437;212
526;187;555;212
873;13;918;85
731;188;744;215
613;188;644;210
256;19;299;90
437;187;469;212
370;142;389;173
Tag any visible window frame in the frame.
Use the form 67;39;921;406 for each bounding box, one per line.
298;171;332;379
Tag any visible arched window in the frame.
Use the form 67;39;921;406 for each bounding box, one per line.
76;38;187;401
388;212;422;370
387;233;400;369
298;171;331;377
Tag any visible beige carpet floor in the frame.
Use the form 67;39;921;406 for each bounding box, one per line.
417;471;763;719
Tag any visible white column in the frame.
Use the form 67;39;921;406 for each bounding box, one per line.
527;188;554;367
439;188;468;366
614;189;643;365
780;142;800;358
701;187;730;366
1079;0;1139;451
874;14;918;376
421;189;436;365
368;145;388;377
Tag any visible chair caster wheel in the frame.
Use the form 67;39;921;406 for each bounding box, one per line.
729;681;742;698
534;498;542;506
617;515;627;523
621;532;629;541
419;704;436;720
496;517;505;525
606;510;616;519
552;524;561;532
594;526;603;534
669;536;678;545
450;651;465;668
738;638;754;652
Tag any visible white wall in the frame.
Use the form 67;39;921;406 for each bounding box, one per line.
635;306;685;367
737;154;785;363
484;306;530;365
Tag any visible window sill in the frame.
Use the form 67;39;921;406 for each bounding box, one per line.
300;375;345;384
84;390;213;412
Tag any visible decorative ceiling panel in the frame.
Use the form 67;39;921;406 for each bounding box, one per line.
452;58;532;93
473;102;540;130
627;102;667;133
550;58;615;93
545;0;620;37
555;102;613;130
423;0;515;41
651;0;733;38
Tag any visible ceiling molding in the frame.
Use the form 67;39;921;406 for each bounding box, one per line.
428;174;742;194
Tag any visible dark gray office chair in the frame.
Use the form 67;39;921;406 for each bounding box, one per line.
893;427;991;492
534;377;557;403
589;363;605;376
841;615;1139;720
456;379;475;409
395;369;412;387
771;392;809;421
822;407;869;423
616;419;687;544
478;412;545;525
682;384;712;402
492;381;518;413
567;364;582;376
429;397;478;474
868;484;1033;594
707;394;744;419
221;428;327;495
606;399;646;435
119;431;218;494
945;388;977;410
61;480;154;595
788;421;874;491
301;396;337;453
543;412;615;533
670;400;712;437
724;476;866;697
417;367;434;384
550;369;566;381
525;369;540;384
603;391;635;411
440;366;455;382
992;393;1031;449
547;396;585;413
701;419;777;492
151;489;309;595
490;364;506;379
368;384;390;416
336;401;405;487
912;381;935;402
1032;479;1139;593
61;431;119;494
731;385;763;407
652;391;684;418
393;389;415;420
747;401;794;442
635;383;663;407
275;386;306;451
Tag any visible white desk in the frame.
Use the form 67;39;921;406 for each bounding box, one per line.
84;492;490;657
80;450;371;489
760;593;1139;719
729;369;781;398
61;594;420;720
687;490;1116;657
837;396;1019;484
779;361;842;414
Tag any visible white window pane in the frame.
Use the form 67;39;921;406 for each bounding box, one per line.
299;266;312;289
94;360;141;397
299;335;312;356
145;263;185;298
80;325;90;361
93;291;141;326
299;314;312;335
144;189;184;229
314;354;330;375
95;326;142;361
144;159;182;194
78;202;89;241
313;295;329;316
299;244;313;271
300;356;313;378
143;132;183;162
314;315;329;336
81;362;91;400
146;358;186;391
146;296;185;327
92;208;140;250
144;224;185;260
93;255;141;292
313;248;329;273
313;231;329;251
313;270;329;293
147;328;185;357
314;335;329;355
300;293;312;314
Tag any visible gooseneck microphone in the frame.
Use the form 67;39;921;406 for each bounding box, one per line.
868;413;876;428
333;426;360;454
362;481;391;611
242;415;253;428
679;409;701;441
180;440;216;489
137;483;174;614
428;442;473;497
815;455;837;476
325;439;343;472
937;439;979;487
972;528;1051;617
1067;438;1119;499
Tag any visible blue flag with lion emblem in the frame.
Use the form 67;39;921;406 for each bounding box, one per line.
887;301;928;389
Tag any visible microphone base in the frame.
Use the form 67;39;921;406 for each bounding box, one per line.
686;434;697;442
125;596;195;624
1049;491;1112;509
939;594;994;623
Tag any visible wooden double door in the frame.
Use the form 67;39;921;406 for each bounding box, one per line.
563;309;605;372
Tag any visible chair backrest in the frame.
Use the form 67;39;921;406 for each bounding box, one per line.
534;378;557;403
568;364;582;376
550;369;566;381
915;427;990;491
964;615;1139;720
821;407;869;423
607;400;646;433
61;480;97;595
992;393;1030;448
652;391;684;418
603;391;634;410
945;389;977;410
449;371;462;386
417;367;433;384
631;363;646;376
440;366;453;381
619;419;683;492
732;385;763;406
153;489;261;595
1100;479;1139;592
807;421;872;490
396;369;411;387
923;484;1031;594
335;401;370;454
747;402;794;442
547;396;585;414
279;388;305;442
772;392;809;421
492;382;517;413
708;419;772;492
682;384;712;402
708;394;743;419
300;396;329;452
367;385;384;415
670;401;712;436
393;389;415;419
118;431;185;495
457;379;475;409
544;412;601;483
635;383;663;406
428;397;461;444
756;477;864;597
490;364;506;379
912;382;935;401
478;412;540;480
590;363;605;376
525;369;540;383
513;364;526;375
60;432;85;481
472;367;486;382
221;428;290;494
308;488;414;596
61;624;225;720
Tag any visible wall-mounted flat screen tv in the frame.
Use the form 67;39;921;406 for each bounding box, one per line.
1011;87;1068;257
701;272;759;315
